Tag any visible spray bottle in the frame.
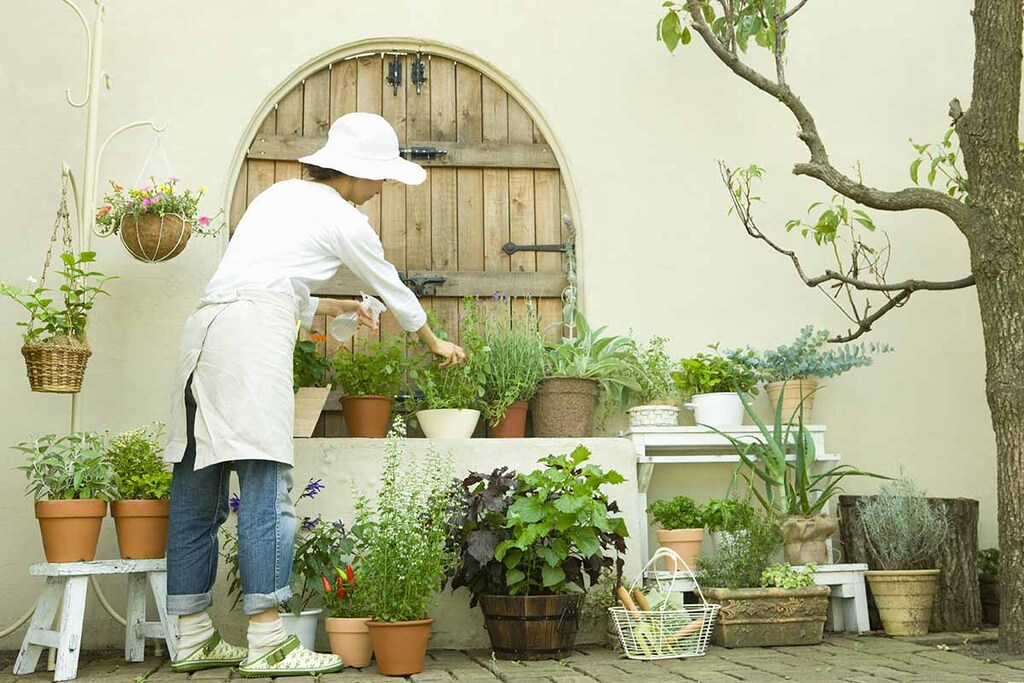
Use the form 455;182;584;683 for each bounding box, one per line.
329;292;387;342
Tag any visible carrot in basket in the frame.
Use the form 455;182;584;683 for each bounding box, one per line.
616;586;639;613
669;618;705;641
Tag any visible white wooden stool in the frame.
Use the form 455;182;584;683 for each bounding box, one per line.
797;563;871;633
15;559;178;682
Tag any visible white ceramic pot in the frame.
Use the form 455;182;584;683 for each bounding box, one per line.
417;409;481;438
683;392;744;428
627;404;680;428
279;608;323;651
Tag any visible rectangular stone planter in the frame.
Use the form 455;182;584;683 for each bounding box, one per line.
704;586;831;648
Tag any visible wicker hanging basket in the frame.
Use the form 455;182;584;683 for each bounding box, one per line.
22;341;92;393
120;213;192;262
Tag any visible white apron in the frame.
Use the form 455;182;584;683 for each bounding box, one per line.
165;289;298;469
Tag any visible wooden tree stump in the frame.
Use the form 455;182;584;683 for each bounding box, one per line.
838;495;982;633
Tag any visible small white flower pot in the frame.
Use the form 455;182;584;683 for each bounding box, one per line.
683;392;744;428
417;409;481;438
279;608;322;651
627;404;680;428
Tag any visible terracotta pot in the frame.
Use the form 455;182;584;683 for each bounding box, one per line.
479;594;583;660
865;569;941;636
341;395;394;437
35;499;107;563
366;618;433;676
417;409;480;438
294;385;331;438
764;380;818;422
111;499;170;559
531;377;600;438
656;528;705;572
705;585;831;647
778;514;838;565
325;617;373;668
120;213;192;262
489;401;528;438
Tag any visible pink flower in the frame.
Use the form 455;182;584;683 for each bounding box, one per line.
169;177;179;183
198;215;211;227
142;197;155;208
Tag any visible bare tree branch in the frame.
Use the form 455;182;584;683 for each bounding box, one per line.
781;0;812;22
831;292;911;342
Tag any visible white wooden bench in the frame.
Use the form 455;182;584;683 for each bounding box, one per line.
795;562;871;633
14;559;177;682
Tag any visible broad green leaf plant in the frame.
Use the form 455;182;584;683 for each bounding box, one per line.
544;311;641;410
333;335;413;398
15;432;119;501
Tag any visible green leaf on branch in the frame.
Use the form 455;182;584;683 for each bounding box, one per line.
910;157;923;185
660;11;682;52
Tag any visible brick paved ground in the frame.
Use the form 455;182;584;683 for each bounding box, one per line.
4;635;1024;683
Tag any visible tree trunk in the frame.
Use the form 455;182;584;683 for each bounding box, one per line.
838;495;981;633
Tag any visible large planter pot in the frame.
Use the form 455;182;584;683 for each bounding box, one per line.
778;515;837;565
704;585;830;648
479;594;583;661
111;499;170;559
489;401;528;438
35;499;107;563
865;569;941;636
531;377;600;438
979;574;1000;625
366;618;433;676
417;409;481;438
22;341;91;394
325;617;373;668
120;213;192;262
279;609;323;651
765;380;818;422
341;395;394;437
656;529;705;572
294;385;331;438
627;404;680;428
683;392;744;428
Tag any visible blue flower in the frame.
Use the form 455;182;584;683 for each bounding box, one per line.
332;518;347;536
301;516;321;532
300;479;325;500
229;493;240;513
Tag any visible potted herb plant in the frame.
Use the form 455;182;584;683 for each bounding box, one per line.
481;302;545;438
715;393;884;565
106;423;173;559
533;311;640;438
448;446;628;660
702;497;757;548
322;562;373;668
95;177;221;262
414;300;488;438
698;514;830;647
648;496;705;572
334;336;410;437
352;418;459;676
294;333;333;438
673;345;760;428
860;476;949;636
979;548;999;625
625;336;681;428
747;326;891;422
15;432;118;563
0;251;115;393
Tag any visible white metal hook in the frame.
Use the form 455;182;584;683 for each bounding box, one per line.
61;0;93;108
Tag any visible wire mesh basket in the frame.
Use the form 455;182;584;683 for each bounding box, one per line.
609;548;719;660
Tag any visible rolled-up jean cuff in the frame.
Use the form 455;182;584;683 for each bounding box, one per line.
243;586;294;616
167;591;213;616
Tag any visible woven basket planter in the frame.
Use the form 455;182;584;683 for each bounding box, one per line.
120;213;192;262
22;342;91;393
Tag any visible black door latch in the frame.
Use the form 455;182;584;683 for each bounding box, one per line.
402;274;447;297
501;241;566;255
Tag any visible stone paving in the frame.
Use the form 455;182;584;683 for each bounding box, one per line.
4;636;1024;683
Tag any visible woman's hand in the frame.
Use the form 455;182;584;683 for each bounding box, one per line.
429;338;466;368
335;299;379;332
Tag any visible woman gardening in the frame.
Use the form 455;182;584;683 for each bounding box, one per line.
164;113;465;677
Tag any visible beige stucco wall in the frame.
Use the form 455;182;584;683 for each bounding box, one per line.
0;0;988;650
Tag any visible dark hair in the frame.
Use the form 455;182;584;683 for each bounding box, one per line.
301;163;347;181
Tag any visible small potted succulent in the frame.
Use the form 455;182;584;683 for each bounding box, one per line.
533;311;640;437
648;496;705;572
673;345;760;428
294;333;333;438
447;446;628;660
697;514;830;647
352;418;459;676
0;251;115;393
481;300;545;438
95;177;221;262
106;423;173;559
15;432;118;563
625;336;681;428
322;562;373;668
333;336;411;437
860;476;949;636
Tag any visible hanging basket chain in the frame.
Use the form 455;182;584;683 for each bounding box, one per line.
30;176;76;336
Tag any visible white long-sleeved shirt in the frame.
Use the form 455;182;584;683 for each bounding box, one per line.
202;179;427;332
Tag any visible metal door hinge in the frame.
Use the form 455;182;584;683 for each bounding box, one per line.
411;53;428;95
400;146;447;161
502;241;567;255
386;54;402;96
401;274;447;297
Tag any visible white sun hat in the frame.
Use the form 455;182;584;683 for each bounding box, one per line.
298;112;426;185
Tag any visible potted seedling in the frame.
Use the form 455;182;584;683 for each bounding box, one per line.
15;432;118;563
106;423;173;559
702;497;758;548
334;336;411;437
481;302;545;438
625;336;681;428
648;496;705;572
860;476;949;636
673;346;760;428
448;446;628;660
293;333;333;438
322;562;373;668
698;514;830;647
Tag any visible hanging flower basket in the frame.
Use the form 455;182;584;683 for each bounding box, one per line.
22;340;92;393
119;213;192;262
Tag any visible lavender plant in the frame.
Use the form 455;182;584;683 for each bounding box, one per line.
860;476;949;571
482;300;545;426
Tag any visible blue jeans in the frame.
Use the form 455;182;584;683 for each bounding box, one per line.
167;378;297;616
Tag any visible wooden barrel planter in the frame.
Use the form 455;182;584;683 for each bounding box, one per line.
479;594;583;661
